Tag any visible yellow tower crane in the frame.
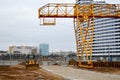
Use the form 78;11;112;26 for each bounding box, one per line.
38;3;120;68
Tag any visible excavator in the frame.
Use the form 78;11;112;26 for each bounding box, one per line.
25;54;39;70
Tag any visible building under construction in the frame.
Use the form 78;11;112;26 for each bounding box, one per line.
77;0;120;62
38;0;120;68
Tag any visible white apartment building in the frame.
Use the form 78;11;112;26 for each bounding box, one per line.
8;46;37;55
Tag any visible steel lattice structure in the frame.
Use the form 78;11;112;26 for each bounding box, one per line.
38;3;120;68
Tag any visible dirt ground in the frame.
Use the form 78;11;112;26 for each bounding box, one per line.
90;67;120;75
72;66;120;75
0;65;64;80
69;65;120;75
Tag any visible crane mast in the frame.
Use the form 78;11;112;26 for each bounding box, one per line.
38;3;120;68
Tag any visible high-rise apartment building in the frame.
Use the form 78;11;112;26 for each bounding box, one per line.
39;44;49;56
76;0;120;61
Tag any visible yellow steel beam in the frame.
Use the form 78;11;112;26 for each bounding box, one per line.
38;3;75;18
38;3;120;18
75;4;94;68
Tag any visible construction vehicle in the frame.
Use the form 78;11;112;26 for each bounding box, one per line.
38;3;120;68
25;54;39;70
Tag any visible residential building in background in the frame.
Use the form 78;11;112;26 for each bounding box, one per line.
50;51;77;61
39;44;49;56
0;51;7;56
8;46;37;55
76;0;120;61
50;51;76;56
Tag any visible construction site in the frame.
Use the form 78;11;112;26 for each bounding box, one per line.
0;0;120;80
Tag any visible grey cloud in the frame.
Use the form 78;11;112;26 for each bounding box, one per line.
0;0;119;51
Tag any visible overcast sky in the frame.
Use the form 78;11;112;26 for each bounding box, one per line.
0;0;120;52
